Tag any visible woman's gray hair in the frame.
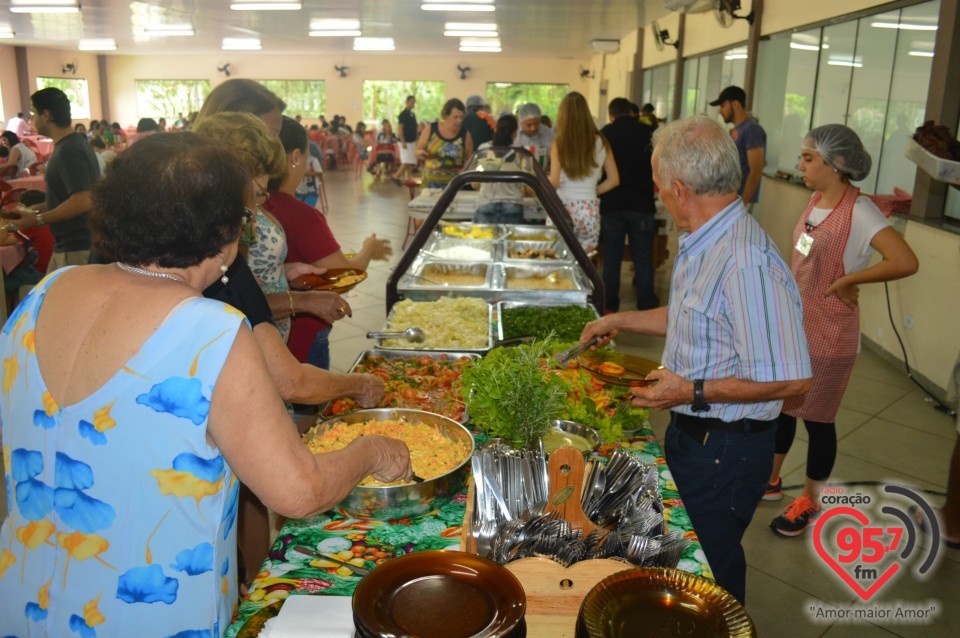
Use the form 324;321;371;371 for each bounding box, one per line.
802;124;872;182
652;116;742;196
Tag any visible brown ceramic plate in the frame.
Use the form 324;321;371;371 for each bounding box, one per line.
577;351;661;387
577;568;755;638
353;550;526;638
290;268;368;293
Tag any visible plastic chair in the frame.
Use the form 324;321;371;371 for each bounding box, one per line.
0;187;26;209
322;137;341;171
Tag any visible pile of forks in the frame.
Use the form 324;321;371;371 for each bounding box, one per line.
471;443;691;568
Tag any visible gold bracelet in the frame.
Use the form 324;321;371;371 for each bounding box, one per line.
286;290;296;318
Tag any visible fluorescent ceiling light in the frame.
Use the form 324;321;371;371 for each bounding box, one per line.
871;21;937;31
222;37;262;50
424;0;493;3
724;53;748;60
445;30;498;37
908;50;934;57
422;4;496;12
460;37;500;47
444;22;496;30
79;38;117;50
790;42;820;51
230;2;301;9
827;60;862;67
10;1;79;13
0;29;15;39
144;26;196;36
310;30;362;37
310;18;361;30
354;37;395;51
460;46;501;52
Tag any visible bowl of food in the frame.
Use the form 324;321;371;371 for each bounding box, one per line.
542;419;601;456
303;408;475;519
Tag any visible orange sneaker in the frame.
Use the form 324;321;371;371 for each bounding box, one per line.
770;495;820;537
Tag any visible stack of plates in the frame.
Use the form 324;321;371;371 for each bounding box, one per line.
575;568;755;638
353;551;526;637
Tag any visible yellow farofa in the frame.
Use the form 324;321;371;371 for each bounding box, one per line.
303;419;471;487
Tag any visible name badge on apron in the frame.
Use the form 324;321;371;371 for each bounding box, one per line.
796;232;815;257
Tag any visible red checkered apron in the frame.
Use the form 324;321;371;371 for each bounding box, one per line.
782;186;861;423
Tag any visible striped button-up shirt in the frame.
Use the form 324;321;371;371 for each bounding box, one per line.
664;199;811;422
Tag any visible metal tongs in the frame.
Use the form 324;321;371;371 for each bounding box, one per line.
553;335;600;366
366;327;425;343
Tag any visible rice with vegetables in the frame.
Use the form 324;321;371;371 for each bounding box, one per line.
303;419;472;486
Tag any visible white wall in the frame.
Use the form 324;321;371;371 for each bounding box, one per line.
105;52;591;128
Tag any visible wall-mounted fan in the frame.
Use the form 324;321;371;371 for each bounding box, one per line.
715;0;755;28
334;65;348;78
651;21;680;51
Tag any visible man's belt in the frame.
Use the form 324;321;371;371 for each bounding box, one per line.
672;412;776;446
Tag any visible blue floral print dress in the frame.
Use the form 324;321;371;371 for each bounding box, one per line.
0;268;246;638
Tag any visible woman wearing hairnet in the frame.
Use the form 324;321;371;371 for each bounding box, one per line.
766;124;919;536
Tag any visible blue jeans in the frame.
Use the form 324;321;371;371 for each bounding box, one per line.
664;414;775;604
306;327;331;370
599;211;656;312
474;202;524;224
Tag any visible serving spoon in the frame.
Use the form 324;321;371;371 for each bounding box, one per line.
366;327;426;343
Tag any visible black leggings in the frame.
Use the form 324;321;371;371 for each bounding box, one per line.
774;413;837;481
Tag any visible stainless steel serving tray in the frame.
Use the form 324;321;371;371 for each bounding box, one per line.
435;221;507;240
403;261;493;290
495;301;599;342
376;299;494;352
498;264;585;291
423;237;499;262
501;238;572;263
317;349;481;423
504;224;559;242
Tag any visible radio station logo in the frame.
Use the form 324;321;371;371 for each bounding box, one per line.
806;483;943;625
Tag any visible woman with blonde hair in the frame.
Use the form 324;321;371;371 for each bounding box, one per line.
549;91;619;253
198;78;286;137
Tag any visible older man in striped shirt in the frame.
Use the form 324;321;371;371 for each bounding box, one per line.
581;116;812;604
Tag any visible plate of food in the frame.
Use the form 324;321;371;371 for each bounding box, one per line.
289;268;367;293
577;350;661;387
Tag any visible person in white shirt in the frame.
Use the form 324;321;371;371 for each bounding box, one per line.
515;102;555;169
5;112;30;138
1;131;37;177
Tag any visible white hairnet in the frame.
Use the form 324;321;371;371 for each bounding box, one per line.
802;124;872;182
517;103;542;121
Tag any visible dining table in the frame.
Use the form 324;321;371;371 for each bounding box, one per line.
6;175;46;192
22;135;54;158
224;422;714;637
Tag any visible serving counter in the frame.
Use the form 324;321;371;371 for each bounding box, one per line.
225;426;713;638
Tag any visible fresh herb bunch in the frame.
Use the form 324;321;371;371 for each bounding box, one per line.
461;339;567;448
500;305;597;342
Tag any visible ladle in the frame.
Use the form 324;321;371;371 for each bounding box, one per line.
366;327;425;343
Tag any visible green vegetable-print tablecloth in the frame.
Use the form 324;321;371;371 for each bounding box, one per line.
225;426;714;637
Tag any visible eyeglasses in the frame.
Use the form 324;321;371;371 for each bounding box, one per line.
242;207;255;224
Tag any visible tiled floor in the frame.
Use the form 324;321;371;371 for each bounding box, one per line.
2;170;957;636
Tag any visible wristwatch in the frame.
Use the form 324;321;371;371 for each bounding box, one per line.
691;379;711;413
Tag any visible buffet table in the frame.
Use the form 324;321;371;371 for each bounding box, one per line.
225;425;713;637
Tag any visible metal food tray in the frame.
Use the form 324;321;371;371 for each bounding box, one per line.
423;237;499;262
504;224;559;242
404;261;493;290
435;221;506;240
502;238;572;263
498;264;584;291
376;300;494;352
495;301;599;341
319;349;481;422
